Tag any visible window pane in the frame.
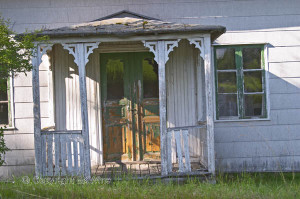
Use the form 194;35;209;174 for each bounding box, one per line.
218;94;238;117
143;58;159;98
244;71;263;92
0;103;8;125
244;94;264;117
243;48;261;69
218;72;237;93
0;82;7;101
216;48;236;70
107;59;124;100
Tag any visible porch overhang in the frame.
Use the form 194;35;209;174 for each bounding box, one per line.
30;12;225;41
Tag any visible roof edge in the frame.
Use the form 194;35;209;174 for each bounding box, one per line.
92;10;159;22
31;26;226;41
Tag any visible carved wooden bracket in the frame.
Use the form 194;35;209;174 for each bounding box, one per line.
62;42;100;67
164;40;180;64
188;38;204;59
143;41;158;62
143;40;181;64
36;44;53;66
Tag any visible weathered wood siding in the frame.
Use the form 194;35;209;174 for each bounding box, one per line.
2;0;300;177
53;44;102;166
54;41;207;166
166;40;207;165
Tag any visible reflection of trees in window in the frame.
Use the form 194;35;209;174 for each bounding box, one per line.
106;59;124;100
216;48;235;70
244;71;262;92
215;46;266;120
143;58;158;98
217;72;237;93
0;80;9;125
243;48;261;69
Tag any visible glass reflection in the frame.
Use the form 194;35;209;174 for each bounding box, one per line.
218;94;238;117
216;48;236;70
143;58;158;98
106;59;124;100
244;94;263;116
218;72;237;93
0;104;8;125
244;71;263;92
243;48;261;69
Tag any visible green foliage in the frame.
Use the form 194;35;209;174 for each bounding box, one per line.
0;15;47;165
0;15;48;91
1;173;300;198
0;127;9;166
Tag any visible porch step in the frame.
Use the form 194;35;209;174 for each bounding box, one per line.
93;161;206;178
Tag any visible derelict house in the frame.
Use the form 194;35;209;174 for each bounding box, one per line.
1;1;300;179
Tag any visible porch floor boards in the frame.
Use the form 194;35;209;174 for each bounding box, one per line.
92;161;207;178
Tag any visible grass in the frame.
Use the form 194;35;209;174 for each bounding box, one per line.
1;173;300;198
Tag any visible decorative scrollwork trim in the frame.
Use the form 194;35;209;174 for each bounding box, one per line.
143;40;180;64
164;39;181;64
62;42;100;67
188;38;204;59
84;42;100;66
37;44;53;65
143;41;158;63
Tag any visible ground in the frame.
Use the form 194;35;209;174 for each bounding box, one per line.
1;173;300;198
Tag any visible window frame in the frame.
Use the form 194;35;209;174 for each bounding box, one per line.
0;77;15;129
213;44;269;121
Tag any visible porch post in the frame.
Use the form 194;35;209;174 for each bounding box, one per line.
32;44;53;177
62;42;100;178
143;40;180;176
203;35;216;175
188;37;216;175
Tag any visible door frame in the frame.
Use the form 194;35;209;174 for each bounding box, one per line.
99;51;160;162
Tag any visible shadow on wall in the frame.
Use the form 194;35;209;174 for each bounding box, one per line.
53;43;102;166
214;43;300;172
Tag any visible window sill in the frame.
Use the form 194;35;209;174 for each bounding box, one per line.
214;118;271;123
0;126;17;131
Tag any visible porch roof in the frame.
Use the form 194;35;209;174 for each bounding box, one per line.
35;10;226;41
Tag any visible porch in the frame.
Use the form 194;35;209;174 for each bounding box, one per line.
31;11;225;179
92;161;207;178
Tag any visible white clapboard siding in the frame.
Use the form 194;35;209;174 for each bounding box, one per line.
3;0;300;29
3;150;35;166
215;124;300;143
3;0;300;33
174;15;300;32
269;62;300;79
215;30;300;47
215;139;300;159
166;40;207;163
215;155;300;172
53;44;102;166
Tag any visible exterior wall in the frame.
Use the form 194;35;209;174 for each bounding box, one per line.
166;40;207;165
1;54;52;178
53;44;102;166
1;0;300;177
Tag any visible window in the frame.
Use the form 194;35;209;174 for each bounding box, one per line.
106;59;124;100
143;57;158;98
214;45;267;120
0;79;12;127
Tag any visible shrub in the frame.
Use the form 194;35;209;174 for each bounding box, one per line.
0;127;9;166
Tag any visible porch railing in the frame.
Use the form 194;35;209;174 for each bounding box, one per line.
166;125;206;175
41;130;85;177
